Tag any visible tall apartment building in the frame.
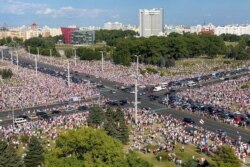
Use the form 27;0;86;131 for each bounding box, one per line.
139;8;164;37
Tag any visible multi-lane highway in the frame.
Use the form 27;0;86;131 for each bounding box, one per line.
1;48;250;142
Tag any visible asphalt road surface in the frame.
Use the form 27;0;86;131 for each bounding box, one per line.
1;48;250;143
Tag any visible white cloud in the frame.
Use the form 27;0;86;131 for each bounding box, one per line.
0;0;47;15
36;6;107;18
0;0;109;18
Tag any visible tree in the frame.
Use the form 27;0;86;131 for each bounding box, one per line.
213;145;241;167
87;106;105;128
104;107;129;144
0;140;22;167
45;127;126;167
24;136;44;167
77;47;101;60
0;68;13;79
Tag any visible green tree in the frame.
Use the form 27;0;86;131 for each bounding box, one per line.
104;107;129;144
45;127;126;167
0;68;13;79
0;140;22;167
213;145;241;167
87;106;105;128
77;47;101;60
24;136;44;167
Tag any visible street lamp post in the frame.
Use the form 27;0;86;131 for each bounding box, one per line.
10;50;13;64
50;49;52;64
1;49;3;62
12;107;15;130
28;46;30;57
37;47;39;60
134;55;140;124
67;60;70;88
74;48;77;66
16;51;19;71
35;54;38;76
100;51;104;72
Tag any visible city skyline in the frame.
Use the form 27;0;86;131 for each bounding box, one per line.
0;0;250;27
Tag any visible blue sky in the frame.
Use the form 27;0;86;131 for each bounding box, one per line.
0;0;249;27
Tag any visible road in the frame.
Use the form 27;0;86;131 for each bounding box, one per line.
1;48;250;143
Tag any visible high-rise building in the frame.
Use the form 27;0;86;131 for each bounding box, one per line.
139;8;164;37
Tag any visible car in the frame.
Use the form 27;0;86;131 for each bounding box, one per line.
78;106;89;111
36;111;47;117
66;107;74;112
183;117;195;124
119;99;128;105
40;114;52;120
216;129;227;136
29;115;38;120
148;95;159;101
14;118;27;124
52;110;61;114
16;115;30;120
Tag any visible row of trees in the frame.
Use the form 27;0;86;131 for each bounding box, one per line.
24;36;60;57
95;29;139;46
113;34;226;66
0;37;23;47
112;33;250;67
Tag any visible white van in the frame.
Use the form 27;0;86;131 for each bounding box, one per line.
153;86;163;92
14;118;27;124
187;81;197;87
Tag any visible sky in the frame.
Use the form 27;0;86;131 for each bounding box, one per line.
0;0;250;27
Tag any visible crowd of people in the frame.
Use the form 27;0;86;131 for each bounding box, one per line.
177;75;250;114
124;108;250;164
0;60;99;111
19;49;250;86
0;105;249;163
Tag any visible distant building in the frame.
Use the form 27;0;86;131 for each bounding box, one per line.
71;30;95;45
61;27;95;45
61;27;78;44
0;23;62;41
103;22;123;30
139;8;164;37
214;25;250;36
165;25;191;35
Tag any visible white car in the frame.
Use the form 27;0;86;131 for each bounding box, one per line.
153;86;163;92
14;118;27;124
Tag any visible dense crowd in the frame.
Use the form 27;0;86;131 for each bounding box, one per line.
19;49;249;86
124;108;250;164
0;107;249;163
177;76;250;114
0;60;99;111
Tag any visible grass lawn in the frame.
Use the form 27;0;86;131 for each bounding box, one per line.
132;143;217;167
137;151;178;167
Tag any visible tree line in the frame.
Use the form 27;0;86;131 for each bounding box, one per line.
24;36;60;57
112;33;250;67
0;37;23;47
